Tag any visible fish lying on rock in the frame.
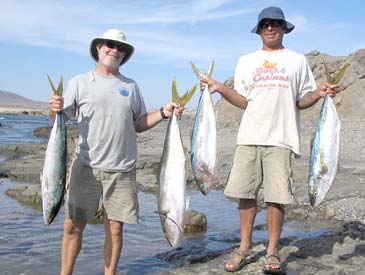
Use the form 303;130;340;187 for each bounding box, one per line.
190;61;217;195
157;79;196;247
41;75;67;225
308;63;348;207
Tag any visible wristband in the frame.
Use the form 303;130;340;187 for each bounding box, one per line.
160;107;168;119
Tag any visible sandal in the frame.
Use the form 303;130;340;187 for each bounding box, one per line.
262;254;283;274
224;248;251;272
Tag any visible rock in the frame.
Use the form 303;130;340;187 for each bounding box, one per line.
0;171;8;178
288;208;309;220
326;208;336;218
5;184;42;208
183;210;207;234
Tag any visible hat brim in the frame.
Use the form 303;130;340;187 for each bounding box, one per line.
90;38;135;66
251;21;295;34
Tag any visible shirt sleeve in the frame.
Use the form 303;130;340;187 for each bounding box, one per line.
234;57;248;97
63;77;78;119
297;57;317;100
131;83;147;123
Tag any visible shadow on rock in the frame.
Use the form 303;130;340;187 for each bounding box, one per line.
282;221;365;273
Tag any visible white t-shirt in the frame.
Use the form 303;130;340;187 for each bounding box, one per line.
63;70;147;172
234;48;317;155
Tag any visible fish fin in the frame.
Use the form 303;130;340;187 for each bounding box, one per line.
56;76;64;96
207;60;215;78
172;78;180;105
47;74;58;94
171;79;197;107
179;84;197;107
323;61;349;85
333;63;349;85
190;61;205;81
47;75;64;96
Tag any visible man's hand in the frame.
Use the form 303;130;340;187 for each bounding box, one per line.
316;82;339;98
200;78;223;94
50;95;64;113
161;102;184;118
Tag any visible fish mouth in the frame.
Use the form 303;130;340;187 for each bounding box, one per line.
160;213;183;247
309;193;317;208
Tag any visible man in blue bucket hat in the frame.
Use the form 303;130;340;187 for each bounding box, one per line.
201;6;338;273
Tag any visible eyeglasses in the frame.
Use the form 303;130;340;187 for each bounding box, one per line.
104;41;125;52
259;19;286;30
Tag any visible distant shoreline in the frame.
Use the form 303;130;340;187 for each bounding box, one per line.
0;107;49;116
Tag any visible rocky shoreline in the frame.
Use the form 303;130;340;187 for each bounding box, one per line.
0;110;364;274
1;49;364;274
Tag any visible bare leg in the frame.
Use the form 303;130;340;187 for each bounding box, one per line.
104;219;124;275
61;219;87;275
266;202;284;256
225;198;257;270
239;199;257;252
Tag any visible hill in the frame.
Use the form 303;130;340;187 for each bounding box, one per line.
0;90;48;115
216;49;365;128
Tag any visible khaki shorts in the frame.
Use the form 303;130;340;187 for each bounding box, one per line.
65;157;139;224
224;145;294;204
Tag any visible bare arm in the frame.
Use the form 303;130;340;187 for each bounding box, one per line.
201;78;248;109
134;102;183;133
296;82;338;110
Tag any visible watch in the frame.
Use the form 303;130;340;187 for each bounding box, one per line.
160;107;168;119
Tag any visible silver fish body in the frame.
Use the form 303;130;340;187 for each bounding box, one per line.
41;112;67;224
191;86;217;195
308;95;340;207
157;111;187;247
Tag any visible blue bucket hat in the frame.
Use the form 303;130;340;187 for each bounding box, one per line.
251;6;295;34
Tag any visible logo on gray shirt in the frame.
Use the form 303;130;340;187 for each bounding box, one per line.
119;88;129;97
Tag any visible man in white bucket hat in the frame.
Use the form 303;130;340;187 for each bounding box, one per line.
200;6;338;273
50;28;183;275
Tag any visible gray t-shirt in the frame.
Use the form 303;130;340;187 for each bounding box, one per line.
63;70;147;172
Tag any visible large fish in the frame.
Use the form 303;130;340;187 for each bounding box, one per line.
190;61;216;195
308;63;348;207
41;75;67;224
157;79;196;247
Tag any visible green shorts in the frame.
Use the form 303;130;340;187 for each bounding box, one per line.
65;157;139;224
224;145;295;204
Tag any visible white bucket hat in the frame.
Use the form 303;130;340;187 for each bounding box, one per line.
90;29;135;66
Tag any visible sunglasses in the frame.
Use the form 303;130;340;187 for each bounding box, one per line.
104;40;125;52
259;19;286;30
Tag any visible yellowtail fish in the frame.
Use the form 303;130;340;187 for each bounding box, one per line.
308;63;348;207
157;79;196;247
190;60;216;195
41;75;67;224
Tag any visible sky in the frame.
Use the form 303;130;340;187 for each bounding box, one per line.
1;0;364;110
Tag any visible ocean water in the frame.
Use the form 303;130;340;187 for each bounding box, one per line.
0;115;328;275
0;114;51;145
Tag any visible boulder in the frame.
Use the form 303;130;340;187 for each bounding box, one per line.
183;210;207;234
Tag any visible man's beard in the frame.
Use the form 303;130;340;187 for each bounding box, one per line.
99;51;123;68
